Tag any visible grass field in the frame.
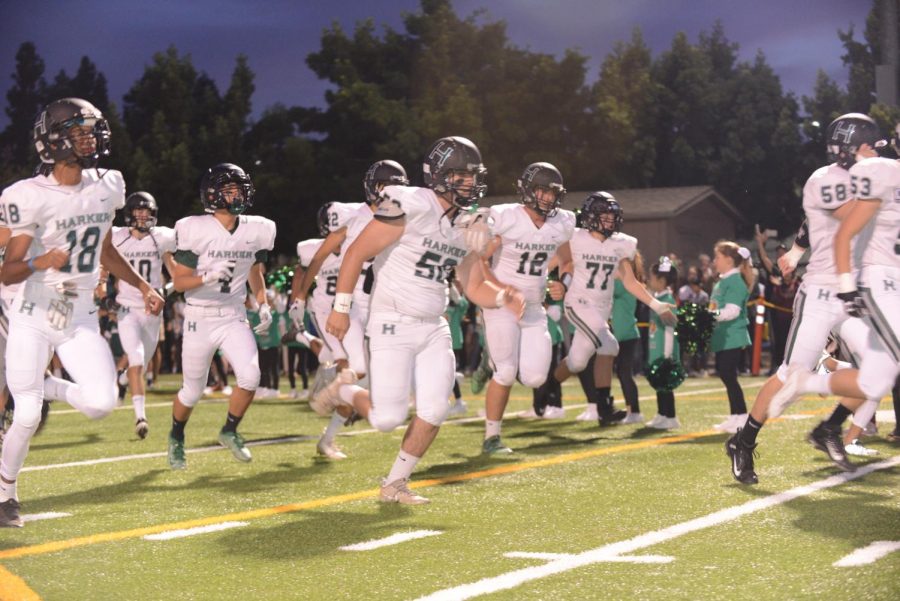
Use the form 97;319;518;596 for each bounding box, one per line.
0;374;898;600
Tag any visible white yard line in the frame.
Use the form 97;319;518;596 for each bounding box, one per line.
833;540;900;567
24;384;761;473
340;530;443;551
22;512;72;522
416;455;900;601
142;521;248;541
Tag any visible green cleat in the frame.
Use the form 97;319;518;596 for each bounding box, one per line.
167;435;186;470
482;435;513;455
470;354;492;395
218;429;252;462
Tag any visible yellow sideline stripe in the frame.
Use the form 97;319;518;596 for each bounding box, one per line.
0;564;41;600
0;404;829;563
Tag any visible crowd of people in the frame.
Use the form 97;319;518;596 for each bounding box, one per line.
0;97;897;527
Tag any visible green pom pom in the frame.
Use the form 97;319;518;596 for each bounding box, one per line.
646;357;687;392
676;302;717;355
265;265;295;294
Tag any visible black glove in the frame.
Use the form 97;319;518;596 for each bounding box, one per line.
837;289;867;318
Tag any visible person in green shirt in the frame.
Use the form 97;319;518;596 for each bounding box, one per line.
612;267;642;423
645;258;680;429
445;280;469;416
709;241;754;432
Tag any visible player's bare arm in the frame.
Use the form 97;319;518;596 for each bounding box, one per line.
100;229;164;315
0;234;69;285
325;217;404;340
620;257;677;326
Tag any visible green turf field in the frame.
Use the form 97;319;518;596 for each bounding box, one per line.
1;374;897;600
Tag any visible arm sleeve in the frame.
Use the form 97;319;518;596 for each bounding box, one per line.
715;303;741;322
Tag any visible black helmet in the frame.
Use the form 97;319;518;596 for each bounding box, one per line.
364;160;409;205
33;97;111;169
200;163;254;215
422;136;487;207
124;192;158;232
825;113;884;169
316;202;335;237
581;192;623;237
516;162;566;218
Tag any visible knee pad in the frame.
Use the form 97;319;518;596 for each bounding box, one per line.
79;381;118;419
235;363;261;392
491;362;517;387
9;396;43;430
416;398;451;427
519;370;547;389
859;374;893;403
775;362;789;383
178;380;204;408
367;407;407;433
566;353;590;375
126;348;146;369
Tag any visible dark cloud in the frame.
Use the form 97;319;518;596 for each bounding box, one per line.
0;0;868;126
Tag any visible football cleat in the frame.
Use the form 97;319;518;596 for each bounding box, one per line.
482;435;513;455
575;404;600;422
807;422;855;472
380;478;430;505
218;429;252;462
167;435;186;470
598;409;627;427
310;369;357;417
725;431;759;484
135;418;149;440
844;439;878;457
0;498;23;528
316;438;348;460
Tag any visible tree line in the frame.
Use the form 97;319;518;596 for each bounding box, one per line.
1;0;897;254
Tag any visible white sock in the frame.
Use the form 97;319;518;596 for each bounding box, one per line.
485;419;502;439
385;449;420;483
320;413;344;445
805;373;832;395
0;477;17;502
132;395;146;421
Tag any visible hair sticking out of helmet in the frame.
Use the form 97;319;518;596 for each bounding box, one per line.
33;98;111;169
200;163;254;215
825;113;885;169
316;202;335;237
580;191;623;238
422;136;487;208
124;192;159;232
516;162;566;218
364;160;409;205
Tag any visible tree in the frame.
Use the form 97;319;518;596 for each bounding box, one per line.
0;42;46;181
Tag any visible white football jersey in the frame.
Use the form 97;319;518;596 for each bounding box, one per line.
326;202;364;232
342;202;376;297
175;214;276;307
567;229;637;310
112;225;176;307
0;169;125;289
849;157;900;270
488;203;576;304
369;186;468;318
802;163;856;285
296;238;324;268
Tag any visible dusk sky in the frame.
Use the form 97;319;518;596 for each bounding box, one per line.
1;0;871;126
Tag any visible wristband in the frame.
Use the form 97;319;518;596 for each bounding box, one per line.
649;298;666;315
26;257;36;272
838;273;856;294
494;289;507;309
333;292;353;314
560;272;573;290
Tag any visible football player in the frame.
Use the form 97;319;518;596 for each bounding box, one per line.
318;136;524;504
111;192;176;439
166;163;275;470
477;162;575;454
292;161;410;459
553;193;676;427
0;98;164;527
726;113;885;484
770;119;899;454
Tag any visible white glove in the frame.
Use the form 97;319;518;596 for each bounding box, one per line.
456;208;493;255
201;260;236;285
254;303;273;335
288;298;306;330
